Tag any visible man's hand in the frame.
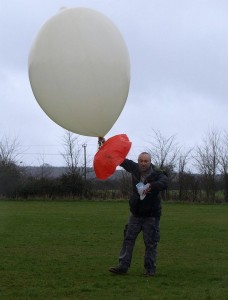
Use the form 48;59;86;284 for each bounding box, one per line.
98;137;105;148
143;183;151;195
136;183;151;200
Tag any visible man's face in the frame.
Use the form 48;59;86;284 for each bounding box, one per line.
138;153;151;172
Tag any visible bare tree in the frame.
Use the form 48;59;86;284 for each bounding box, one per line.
61;131;83;174
0;135;22;197
0;135;21;166
219;131;228;202
177;148;193;201
147;129;180;172
146;129;180;200
60;131;85;197
193;129;221;202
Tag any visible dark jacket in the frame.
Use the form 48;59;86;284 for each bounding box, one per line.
120;159;168;217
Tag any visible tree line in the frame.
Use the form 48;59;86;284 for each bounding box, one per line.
0;129;228;203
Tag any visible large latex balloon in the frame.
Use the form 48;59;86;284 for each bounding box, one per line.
94;134;131;179
28;7;130;137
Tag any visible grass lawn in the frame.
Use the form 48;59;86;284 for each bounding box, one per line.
0;200;227;300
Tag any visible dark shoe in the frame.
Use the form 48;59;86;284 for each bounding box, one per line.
109;266;127;275
144;270;155;277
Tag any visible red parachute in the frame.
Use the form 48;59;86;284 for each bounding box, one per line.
93;134;132;180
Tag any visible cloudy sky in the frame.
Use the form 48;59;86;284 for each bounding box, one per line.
0;0;227;167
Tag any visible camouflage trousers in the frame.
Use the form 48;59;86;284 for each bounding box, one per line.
119;214;160;273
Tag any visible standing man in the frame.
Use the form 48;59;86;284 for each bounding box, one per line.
109;152;168;276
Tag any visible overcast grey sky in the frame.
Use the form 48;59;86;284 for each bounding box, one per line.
0;0;227;167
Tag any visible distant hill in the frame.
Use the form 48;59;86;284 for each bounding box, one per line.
22;166;123;180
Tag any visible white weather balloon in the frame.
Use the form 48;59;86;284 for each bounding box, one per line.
28;7;130;137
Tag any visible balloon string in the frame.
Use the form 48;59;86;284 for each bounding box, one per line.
98;137;105;149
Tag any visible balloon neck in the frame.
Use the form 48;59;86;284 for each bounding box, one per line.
98;137;105;149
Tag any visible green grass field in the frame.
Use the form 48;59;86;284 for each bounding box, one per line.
0;200;227;300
